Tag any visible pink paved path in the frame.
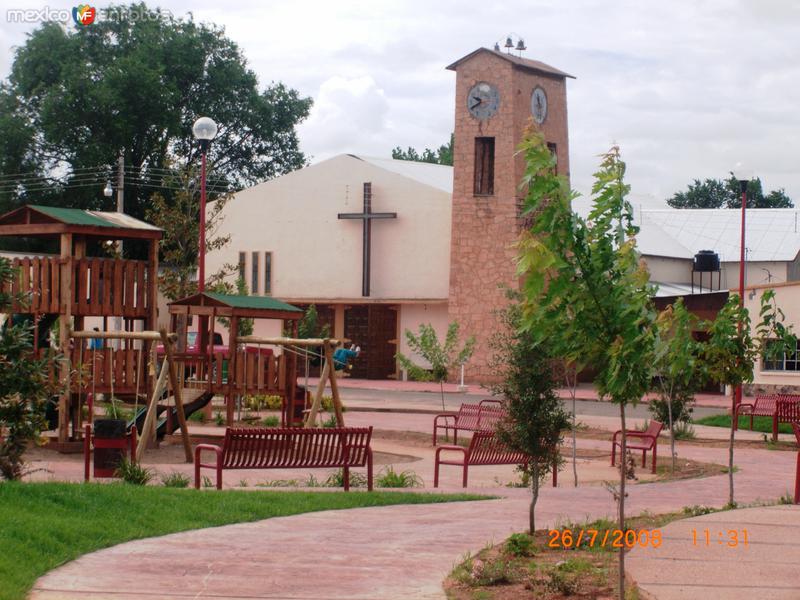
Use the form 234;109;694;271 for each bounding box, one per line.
30;437;799;599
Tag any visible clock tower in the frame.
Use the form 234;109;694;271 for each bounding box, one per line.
446;47;573;382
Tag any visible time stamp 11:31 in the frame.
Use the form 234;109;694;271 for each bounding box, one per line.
692;528;749;547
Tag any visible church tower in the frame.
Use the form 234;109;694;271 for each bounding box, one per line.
446;47;573;382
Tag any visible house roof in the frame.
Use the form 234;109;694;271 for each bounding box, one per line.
0;204;162;239
350;155;453;194
446;48;575;79
571;199;800;263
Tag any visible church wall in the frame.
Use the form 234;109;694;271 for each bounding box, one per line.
205;154;451;302
397;302;450;373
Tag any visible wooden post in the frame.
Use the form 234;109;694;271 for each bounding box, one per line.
160;328;192;462
58;233;73;443
228;315;239;425
135;357;170;463
146;239;159;421
324;341;345;427
306;356;329;428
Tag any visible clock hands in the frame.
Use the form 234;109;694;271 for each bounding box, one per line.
469;96;483;110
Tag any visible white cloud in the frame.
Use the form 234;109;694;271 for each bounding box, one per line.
0;0;798;203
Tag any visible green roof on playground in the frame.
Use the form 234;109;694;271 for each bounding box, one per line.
28;205;162;230
202;292;302;313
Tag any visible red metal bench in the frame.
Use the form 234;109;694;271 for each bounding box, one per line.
774;398;800;442
792;423;800;504
434;431;558;488
611;420;663;474
734;394;779;431
195;427;373;491
432;399;506;446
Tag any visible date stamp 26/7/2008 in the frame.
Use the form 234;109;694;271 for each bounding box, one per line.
547;528;751;549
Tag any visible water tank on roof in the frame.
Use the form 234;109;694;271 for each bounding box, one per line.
694;250;720;272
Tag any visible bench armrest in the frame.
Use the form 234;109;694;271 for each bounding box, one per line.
735;403;755;416
612;431;657;444
435;445;468;463
194;444;223;490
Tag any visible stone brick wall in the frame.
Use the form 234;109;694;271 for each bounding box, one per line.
447;50;570;383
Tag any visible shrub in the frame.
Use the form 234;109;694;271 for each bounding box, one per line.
214;411;225;426
472;558;513;586
161;472;190;488
201;475;214;488
322;415;338;428
648;390;694;427
246;394;283;410
376;466;423;488
673;421;695;440
189;411;207;424
262;415;280;427
324;468;368;489
115;458;153;485
505;533;535;557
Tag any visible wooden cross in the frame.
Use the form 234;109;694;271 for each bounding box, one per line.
338;182;397;297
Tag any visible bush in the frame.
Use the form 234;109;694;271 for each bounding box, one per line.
189;411;207;424
214;411;225;426
324;468;368;489
161;472;190;488
262;415;280;427
322;415;338;428
505;533;535;557
115;458;154;485
376;466;423;488
246;394;283;410
648;389;694;427
673;421;695;440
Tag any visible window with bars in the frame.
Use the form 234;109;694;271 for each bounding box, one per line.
264;252;272;296
763;339;800;371
473;137;495;196
251;251;259;294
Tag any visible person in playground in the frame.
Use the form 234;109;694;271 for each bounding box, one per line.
332;344;360;372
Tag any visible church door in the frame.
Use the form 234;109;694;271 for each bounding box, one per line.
344;305;397;379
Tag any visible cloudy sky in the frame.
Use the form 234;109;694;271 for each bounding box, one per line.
1;0;798;204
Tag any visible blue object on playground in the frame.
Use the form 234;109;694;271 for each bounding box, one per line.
333;347;359;371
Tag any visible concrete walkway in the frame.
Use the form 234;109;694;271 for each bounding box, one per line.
30;435;799;599
627;505;800;600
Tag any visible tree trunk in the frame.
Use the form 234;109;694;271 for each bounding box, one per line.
439;380;445;412
570;369;578;487
728;386;736;507
667;387;675;474
529;463;540;534
618;403;627;600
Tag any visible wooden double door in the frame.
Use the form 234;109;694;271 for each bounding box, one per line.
344;304;397;380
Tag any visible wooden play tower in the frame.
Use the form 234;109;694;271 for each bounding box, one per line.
0;204;162;443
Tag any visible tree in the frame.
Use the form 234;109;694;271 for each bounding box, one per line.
489;299;569;533
652;299;704;472
517;130;656;600
396;322;475;410
667;176;793;209
212;276;254;338
703;291;794;507
391;134;453;166
0;258;53;480
145;167;234;300
0;3;312;224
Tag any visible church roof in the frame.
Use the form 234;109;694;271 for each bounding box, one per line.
350;155;453;194
446;48;575;79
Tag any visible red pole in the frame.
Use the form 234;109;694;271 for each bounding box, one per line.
199;150;207;293
736;183;747;407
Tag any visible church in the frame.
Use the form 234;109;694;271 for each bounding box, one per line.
206;47;573;381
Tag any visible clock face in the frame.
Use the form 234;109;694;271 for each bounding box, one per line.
467;82;499;120
531;87;548;124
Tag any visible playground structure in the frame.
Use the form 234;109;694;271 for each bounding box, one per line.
0;205;161;444
166;292;348;428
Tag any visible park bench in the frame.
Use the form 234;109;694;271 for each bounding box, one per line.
734;394;779;431
611;420;663;474
432;399;506;446
792;423;800;504
194;427;373;491
773;398;800;442
434;431;558;488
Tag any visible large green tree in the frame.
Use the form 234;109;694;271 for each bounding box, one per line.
0;3;312;222
667;176;793;208
391;134;453;166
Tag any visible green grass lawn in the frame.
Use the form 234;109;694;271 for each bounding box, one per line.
693;413;795;435
0;482;486;600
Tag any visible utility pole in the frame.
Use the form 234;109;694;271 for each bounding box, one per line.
115;150;124;342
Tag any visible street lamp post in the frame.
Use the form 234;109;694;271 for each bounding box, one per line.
192;116;218;293
733;165;752;406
